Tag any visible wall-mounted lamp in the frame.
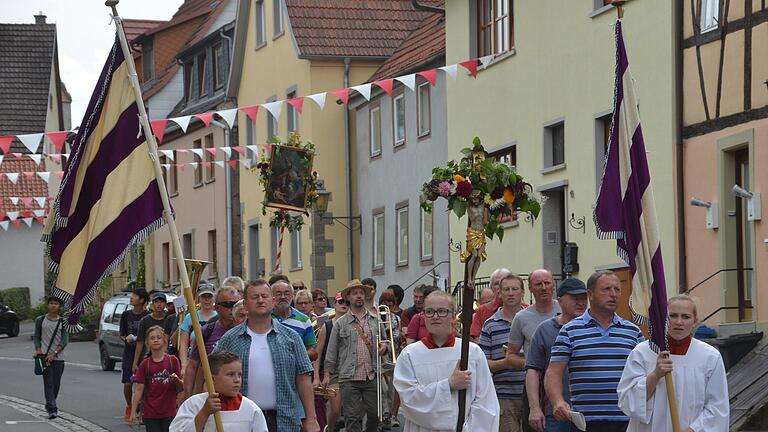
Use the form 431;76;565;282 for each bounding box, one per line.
732;185;762;221
689;197;718;229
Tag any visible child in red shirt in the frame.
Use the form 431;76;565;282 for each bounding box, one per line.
131;325;183;432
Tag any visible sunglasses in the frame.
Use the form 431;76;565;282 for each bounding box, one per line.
335;300;350;306
217;300;238;308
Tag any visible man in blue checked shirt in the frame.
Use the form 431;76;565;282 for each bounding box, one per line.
214;279;320;432
544;271;644;432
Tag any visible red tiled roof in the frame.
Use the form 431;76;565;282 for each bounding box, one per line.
369;11;444;81
123;19;165;45
285;0;439;58
0;159;49;216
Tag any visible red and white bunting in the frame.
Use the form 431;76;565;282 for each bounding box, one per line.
160;149;175;161
239;105;259;124
22;217;33;227
373;80;394;96
331;88;350;105
17;133;43;154
0;220;8;231
170;116;192;133
440;64;458;79
395;74;416;91
0;136;11;154
6;173;19;184
46;131;69;153
262;101;283;121
306;93;326;110
216;108;238;129
35;197;46;207
194;112;214;127
351;84;372;101
37;172;50;183
151;119;169;144
417;69;438;86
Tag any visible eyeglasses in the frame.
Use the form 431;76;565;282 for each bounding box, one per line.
217;301;238;308
423;308;452;318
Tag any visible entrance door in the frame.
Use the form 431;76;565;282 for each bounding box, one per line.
734;149;753;321
614;267;649;339
541;189;566;277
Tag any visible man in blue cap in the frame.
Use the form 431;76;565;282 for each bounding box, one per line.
525;278;587;432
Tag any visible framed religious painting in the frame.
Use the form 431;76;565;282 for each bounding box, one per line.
264;144;315;213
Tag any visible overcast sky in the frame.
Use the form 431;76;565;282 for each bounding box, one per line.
5;0;183;126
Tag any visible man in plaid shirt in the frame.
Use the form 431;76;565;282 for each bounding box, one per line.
214;279;319;432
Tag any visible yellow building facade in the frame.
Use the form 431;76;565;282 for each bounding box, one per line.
444;2;678;294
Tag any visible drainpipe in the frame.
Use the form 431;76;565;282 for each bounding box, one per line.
343;57;353;280
219;29;233;61
211;119;233;276
675;0;687;293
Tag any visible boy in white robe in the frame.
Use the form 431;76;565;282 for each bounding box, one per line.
170;352;268;432
394;290;499;432
617;295;729;432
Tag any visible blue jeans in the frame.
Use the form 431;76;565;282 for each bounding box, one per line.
545;415;571;432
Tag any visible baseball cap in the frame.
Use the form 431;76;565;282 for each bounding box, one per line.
151;291;167;302
197;282;215;297
557;278;587;297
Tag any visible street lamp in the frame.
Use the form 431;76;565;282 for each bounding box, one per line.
314;188;362;233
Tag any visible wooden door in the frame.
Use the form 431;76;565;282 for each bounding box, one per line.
613;267;649;339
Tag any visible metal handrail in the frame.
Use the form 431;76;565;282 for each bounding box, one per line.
701;306;754;324
403;260;450;292
686;267;753;294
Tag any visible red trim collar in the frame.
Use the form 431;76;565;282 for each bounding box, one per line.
421;333;456;349
668;334;692;355
219;393;243;411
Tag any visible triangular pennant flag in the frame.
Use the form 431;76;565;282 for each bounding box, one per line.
150;119;169;144
190;148;204;159
170;116;192;133
61;153;70;160
417;69;438;86
55;171;64;179
0;136;11;154
34;209;45;217
216;108;238;129
160;149;175;162
241;159;253;169
0;221;8;231
11;219;21;229
10;197;19;205
459;59;479;78
29;154;42;165
188;162;199;169
214;161;225;169
177;149;189;154
239;105;260;125
220;147;232;158
162;164;171;172
37;172;50;183
351;84;372;101
440;64;459;80
36;216;45;224
246;145;259;158
231;146;246;156
373;80;394;96
194;112;214;127
11;152;21;159
46;131;69;153
6;173;19;184
16;133;43;154
202;161;212;169
395;74;416;91
259;143;273;154
287;97;305;115
331;88;350;105
20;210;33;218
177;163;186;171
23;172;34;180
0;211;6;220
22;217;33;227
21;197;33;208
7;211;19;220
205;148;217;156
480;54;495;68
49;154;61;163
227;160;238;170
35;197;46;208
262;101;283;121
307;93;327;110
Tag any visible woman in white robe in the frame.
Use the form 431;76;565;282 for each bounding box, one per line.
617;295;729;432
393;290;499;432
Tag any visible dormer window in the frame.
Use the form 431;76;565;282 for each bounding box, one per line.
197;52;207;97
142;38;155;82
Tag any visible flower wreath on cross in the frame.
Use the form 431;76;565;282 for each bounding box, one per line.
256;132;321;233
422;137;542;263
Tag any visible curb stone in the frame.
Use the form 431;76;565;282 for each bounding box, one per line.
0;394;109;432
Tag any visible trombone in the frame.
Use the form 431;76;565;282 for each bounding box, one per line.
376;304;398;421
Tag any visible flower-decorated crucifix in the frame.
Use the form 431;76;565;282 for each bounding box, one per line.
256;132;321;274
422;137;541;431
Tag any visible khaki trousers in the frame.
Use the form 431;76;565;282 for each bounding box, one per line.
499;399;524;432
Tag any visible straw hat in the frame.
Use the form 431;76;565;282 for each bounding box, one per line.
341;279;374;298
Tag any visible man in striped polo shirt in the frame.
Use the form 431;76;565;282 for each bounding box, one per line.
271;280;318;360
479;273;527;432
545;271;644;432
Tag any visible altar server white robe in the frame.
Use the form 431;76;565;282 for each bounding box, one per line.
170;393;269;432
393;338;499;432
617;338;729;432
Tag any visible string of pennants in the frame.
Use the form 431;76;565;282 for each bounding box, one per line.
0;208;49;231
0;56;491;153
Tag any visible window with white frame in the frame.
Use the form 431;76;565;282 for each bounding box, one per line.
255;0;266;46
273;0;284;36
213;43;225;89
290;229;302;270
396;204;409;266
373;212;384;269
370;105;382;156
420;206;433;260
477;0;514;57
700;0;719;33
417;82;431;137
393;93;406;146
